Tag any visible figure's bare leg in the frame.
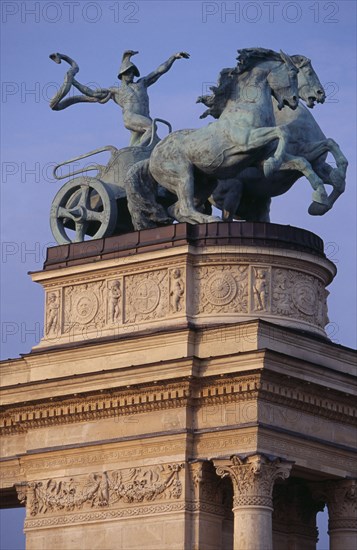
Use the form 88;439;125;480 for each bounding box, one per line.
123;113;153;146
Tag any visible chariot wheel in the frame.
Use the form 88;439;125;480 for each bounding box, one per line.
50;177;117;244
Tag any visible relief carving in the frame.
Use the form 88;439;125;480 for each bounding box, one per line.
189;461;225;509
63;281;105;333
194;265;248;314
124;270;168;323
272;269;293;316
312;479;357;531
45;291;60;335
272;268;328;328
16;463;184;516
251;267;270;312
214;454;292;508
107;279;122;324
169;268;185;313
292;280;317;315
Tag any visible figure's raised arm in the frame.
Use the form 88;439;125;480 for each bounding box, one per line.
142;52;190;87
49;52;112;111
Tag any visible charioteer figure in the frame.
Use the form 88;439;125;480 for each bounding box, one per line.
49;50;190;146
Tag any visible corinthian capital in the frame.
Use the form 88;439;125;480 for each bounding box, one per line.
313;479;357;531
213;453;293;508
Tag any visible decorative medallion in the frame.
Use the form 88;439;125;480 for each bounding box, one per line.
134;280;160;314
292;281;317;315
205;272;237;306
72;291;99;324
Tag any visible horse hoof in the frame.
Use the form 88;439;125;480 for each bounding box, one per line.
308;201;330;216
263;158;278;178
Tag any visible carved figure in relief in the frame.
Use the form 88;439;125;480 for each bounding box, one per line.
253;268;268;311
46;292;59;334
16;464;184;515
170;269;185;312
108;280;122;323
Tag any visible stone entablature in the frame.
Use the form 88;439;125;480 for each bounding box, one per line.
1;223;356;549
31;223;335;349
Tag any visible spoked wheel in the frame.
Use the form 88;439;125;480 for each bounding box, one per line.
50;177;117;244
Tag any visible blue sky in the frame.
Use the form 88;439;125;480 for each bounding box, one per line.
1;1;356;548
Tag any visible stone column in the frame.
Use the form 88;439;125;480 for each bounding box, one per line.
325;480;357;550
188;461;226;550
213;454;293;550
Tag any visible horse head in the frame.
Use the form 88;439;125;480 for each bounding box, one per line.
291;55;326;107
267;50;299;111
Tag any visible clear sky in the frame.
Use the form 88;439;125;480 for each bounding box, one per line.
1;1;356;548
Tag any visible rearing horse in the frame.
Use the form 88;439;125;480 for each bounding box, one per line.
126;49;299;228
202;51;347;221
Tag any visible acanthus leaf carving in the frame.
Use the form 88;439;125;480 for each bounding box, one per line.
311;479;357;531
214;453;293;508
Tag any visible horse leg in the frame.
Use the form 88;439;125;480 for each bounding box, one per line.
210;178;243;221
247;126;289;177
166;164;221;224
280;154;330;215
300;138;348;210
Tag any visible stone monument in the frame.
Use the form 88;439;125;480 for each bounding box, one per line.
0;48;355;550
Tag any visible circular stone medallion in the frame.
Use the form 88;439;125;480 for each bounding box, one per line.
205;272;237;306
292;281;317;315
134;280;160;314
72;291;99;324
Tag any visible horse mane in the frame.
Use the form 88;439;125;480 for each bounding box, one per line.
198;48;283;119
198;67;237;119
236;48;282;73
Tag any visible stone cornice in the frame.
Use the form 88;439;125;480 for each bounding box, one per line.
1;367;355;437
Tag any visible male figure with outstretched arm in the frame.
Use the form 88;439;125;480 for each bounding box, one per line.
49;50;190;146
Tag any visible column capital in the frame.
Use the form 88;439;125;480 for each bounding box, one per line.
213;454;293;508
313;479;357;531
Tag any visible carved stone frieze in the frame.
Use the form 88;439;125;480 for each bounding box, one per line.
16;463;184;517
188;461;224;508
63;281;106;333
45;290;61;336
107;278;123;324
193;265;248;314
24;501;187;529
169;268;185;313
251;266;271;313
35;235;336;348
124;269;168;323
272;268;329;328
214;454;293;508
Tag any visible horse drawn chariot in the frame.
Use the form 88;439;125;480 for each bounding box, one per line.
50;120;174;244
49;48;347;245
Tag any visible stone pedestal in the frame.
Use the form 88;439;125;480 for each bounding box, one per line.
0;223;356;550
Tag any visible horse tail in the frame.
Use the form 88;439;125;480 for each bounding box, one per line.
125;159;173;230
